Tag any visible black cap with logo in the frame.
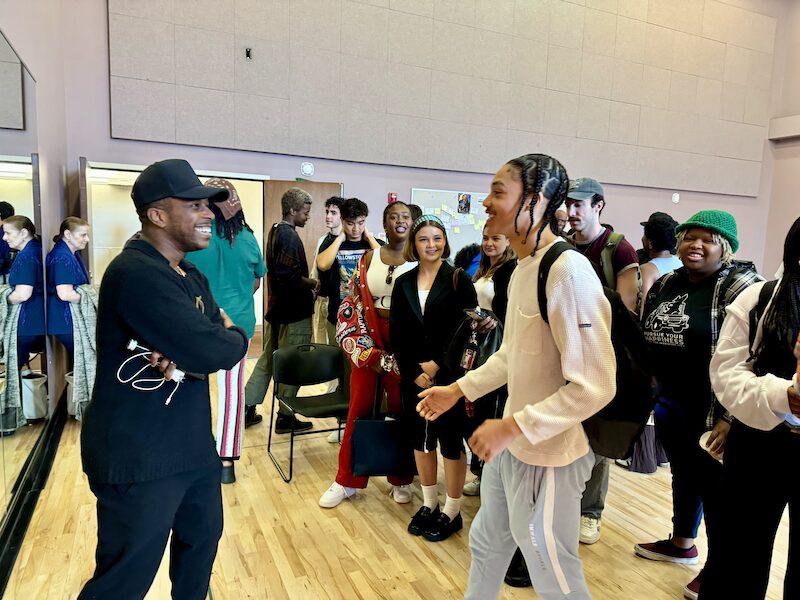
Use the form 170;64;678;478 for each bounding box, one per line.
131;159;229;210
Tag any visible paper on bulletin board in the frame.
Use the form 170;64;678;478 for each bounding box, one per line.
411;187;489;254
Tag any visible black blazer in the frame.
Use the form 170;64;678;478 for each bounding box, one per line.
390;261;478;388
488;259;517;324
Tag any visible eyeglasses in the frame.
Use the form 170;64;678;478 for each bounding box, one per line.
386;265;397;285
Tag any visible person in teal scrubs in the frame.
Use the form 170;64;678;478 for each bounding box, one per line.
186;178;266;484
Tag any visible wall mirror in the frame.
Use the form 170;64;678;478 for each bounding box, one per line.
0;28;47;516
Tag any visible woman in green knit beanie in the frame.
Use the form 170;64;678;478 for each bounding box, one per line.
634;208;762;600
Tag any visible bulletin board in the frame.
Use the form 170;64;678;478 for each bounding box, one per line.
410;188;488;254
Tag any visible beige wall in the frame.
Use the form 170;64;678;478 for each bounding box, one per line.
1;0;797;281
105;0;782;198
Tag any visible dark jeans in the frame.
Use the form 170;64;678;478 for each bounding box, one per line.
655;401;723;560
699;421;800;600
78;464;222;600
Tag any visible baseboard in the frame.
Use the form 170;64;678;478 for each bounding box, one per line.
0;394;67;595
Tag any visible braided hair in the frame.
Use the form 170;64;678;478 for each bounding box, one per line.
209;202;253;246
756;216;800;379
505;154;569;251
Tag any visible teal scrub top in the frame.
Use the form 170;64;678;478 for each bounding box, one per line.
186;228;266;339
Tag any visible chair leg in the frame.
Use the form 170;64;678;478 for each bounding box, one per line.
267;393;292;483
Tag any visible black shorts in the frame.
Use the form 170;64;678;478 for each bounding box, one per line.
403;382;467;460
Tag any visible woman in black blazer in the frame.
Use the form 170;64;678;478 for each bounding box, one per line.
390;215;478;543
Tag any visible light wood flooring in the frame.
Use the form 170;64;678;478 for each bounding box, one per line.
5;358;790;599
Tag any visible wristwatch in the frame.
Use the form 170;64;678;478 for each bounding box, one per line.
380;352;394;373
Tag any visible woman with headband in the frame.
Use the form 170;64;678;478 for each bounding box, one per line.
391;215;478;542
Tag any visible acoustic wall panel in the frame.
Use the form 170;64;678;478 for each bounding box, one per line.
109;0;781;197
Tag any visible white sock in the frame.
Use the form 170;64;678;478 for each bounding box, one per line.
443;494;462;520
422;484;438;510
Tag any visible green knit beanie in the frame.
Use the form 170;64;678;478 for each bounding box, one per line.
675;210;739;253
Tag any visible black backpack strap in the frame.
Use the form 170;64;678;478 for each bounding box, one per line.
537;243;575;325
748;280;779;358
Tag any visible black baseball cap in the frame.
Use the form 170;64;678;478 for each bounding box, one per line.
640;212;677;227
131;159;229;210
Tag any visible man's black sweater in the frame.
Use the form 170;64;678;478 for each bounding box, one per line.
81;240;248;483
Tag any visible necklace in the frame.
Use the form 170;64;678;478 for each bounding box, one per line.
173;264;187;277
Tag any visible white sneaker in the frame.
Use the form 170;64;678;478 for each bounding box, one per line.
579;516;601;544
391;484;411;504
319;482;356;508
463;478;481;496
327;429;342;443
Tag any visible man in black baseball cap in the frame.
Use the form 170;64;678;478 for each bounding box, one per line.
79;159;249;599
131;158;229;209
640;211;678;228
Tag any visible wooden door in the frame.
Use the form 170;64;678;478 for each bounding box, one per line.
262;180;342;332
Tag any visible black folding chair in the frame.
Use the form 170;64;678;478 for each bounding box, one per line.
267;343;349;482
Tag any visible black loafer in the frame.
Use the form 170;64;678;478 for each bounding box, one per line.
244;406;262;428
422;512;463;542
275;414;313;434
408;506;440;536
504;548;532;587
221;464;236;485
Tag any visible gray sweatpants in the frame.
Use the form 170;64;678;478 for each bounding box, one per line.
465;449;595;600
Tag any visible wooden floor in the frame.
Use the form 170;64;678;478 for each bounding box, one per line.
5;358;790;599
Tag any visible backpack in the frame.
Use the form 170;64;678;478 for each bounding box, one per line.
538;243;656;459
747;279;780;376
569;231;625;289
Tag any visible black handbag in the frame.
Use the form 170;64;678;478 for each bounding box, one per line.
444;312;503;374
351;382;417;478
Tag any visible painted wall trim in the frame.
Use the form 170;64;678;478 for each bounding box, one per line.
768;114;800;140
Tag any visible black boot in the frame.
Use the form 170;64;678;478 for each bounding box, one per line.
504;548;532;588
244;406;262;428
275;413;313;434
220;462;236;484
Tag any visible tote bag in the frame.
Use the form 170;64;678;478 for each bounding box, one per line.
351;382;416;478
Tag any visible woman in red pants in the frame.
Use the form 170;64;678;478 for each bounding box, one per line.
319;201;416;508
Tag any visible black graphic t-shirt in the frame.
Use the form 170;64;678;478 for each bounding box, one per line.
642;269;718;414
318;237;373;325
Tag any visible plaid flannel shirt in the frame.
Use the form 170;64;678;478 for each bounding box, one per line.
646;262;763;429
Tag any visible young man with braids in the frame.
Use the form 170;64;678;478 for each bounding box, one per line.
418;154;616;599
185;178;266;484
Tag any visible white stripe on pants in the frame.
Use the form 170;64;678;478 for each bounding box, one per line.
465;449;595;600
215;348;248;459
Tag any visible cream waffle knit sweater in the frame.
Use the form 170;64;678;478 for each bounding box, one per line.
458;238;616;467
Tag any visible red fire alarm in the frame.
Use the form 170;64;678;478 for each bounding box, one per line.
388;192;398;203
